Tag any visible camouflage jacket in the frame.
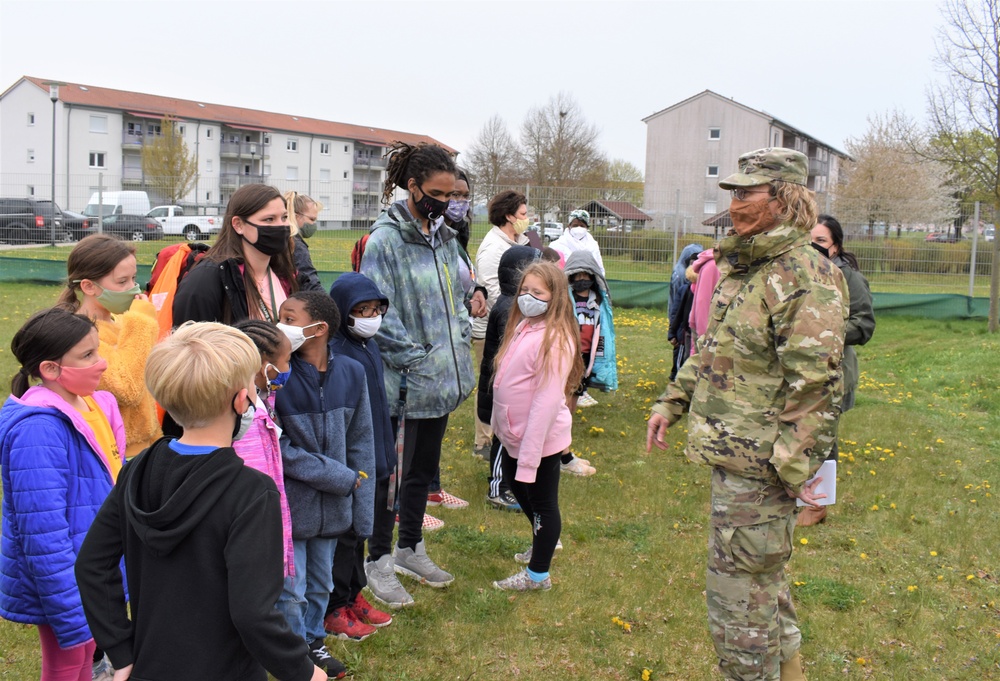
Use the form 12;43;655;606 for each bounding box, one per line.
652;223;848;498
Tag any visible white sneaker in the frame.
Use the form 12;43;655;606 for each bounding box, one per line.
364;554;414;608
577;390;598;407
493;569;551;591
393;540;454;588
561;456;596;476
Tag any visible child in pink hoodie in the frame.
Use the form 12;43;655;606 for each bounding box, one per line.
688;249;721;354
490;262;584;592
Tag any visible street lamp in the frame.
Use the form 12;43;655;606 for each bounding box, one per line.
43;82;64;247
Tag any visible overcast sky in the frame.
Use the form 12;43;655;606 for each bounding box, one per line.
1;0;943;171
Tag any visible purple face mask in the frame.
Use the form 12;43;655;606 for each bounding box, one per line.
445;199;469;222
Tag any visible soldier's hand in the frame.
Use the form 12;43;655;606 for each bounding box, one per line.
646;412;670;452
789;476;826;509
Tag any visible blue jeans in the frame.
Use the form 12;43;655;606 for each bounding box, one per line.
278;537;337;644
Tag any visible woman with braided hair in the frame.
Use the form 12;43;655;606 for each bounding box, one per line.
357;141;473;602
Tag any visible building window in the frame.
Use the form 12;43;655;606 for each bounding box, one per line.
344;145;349;153
27;149;35;163
178;125;185;136
708;127;720;140
287;139;298;152
206;159;213;172
343;171;349;179
264;164;272;176
320;142;331;155
147;123;161;136
206;128;213;139
243;165;251;175
263;133;271;145
320;169;331;182
27;113;35;126
90;115;108;134
704;200;717;215
287;166;298;181
89;152;106;168
206;191;212;202
707;165;719;177
27;185;34;196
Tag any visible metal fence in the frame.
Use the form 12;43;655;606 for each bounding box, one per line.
1;172;996;298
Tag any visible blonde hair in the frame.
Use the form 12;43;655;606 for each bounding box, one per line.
145;321;259;428
494;262;584;396
284;191;324;234
772;180;818;232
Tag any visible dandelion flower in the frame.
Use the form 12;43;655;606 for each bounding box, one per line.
642;670;651;681
800;538;808;545
930;551;938;557
907;585;918;592
871;504;879;511
860;553;868;560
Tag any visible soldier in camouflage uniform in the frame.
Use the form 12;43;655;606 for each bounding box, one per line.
646;148;848;680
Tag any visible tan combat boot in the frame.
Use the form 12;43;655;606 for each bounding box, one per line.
780;651;807;681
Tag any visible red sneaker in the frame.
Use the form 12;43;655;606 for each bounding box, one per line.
323;606;376;642
351;592;393;628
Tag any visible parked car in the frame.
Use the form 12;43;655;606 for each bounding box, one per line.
529;221;564;242
0;198;66;244
147;205;220;241
101;214;164;241
61;209;97;241
985;225;995;242
925;232;959;243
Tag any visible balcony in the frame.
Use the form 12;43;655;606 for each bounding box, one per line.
221;173;268;189
352;205;381;219
353;181;380;194
354;153;386;169
809;158;828;176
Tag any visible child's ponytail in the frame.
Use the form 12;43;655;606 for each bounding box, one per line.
9;308;96;398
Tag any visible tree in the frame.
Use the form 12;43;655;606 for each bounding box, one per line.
601;158;644;205
519;92;606;192
835;114;956;236
141;116;198;205
464;115;521;200
923;0;1000;332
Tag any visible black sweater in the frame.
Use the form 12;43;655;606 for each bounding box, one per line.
76;439;315;681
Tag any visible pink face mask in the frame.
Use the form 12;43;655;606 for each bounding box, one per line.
55;357;108;396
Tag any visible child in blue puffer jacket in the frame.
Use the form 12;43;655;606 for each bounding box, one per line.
0;308;125;681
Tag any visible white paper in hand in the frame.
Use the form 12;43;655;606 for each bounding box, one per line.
796;460;836;507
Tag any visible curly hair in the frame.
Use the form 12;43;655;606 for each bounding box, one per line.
381;141;456;206
488;190;527;228
772;180;818;233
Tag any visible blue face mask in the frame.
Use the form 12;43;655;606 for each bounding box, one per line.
445;199;469;222
265;362;291;391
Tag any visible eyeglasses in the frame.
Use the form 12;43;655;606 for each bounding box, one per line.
351;303;388;318
730;188;773;201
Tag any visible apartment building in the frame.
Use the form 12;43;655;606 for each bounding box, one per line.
0;76;453;227
643;90;849;232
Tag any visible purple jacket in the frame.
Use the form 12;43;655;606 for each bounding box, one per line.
0;386;125;647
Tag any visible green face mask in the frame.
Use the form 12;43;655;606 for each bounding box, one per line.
299;222;318;239
96;283;141;314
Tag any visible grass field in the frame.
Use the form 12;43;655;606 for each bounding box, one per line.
0;284;998;680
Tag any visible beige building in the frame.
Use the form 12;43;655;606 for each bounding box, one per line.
642;90;849;232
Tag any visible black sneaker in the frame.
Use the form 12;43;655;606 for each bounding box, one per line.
308;640;347;679
488;490;522;512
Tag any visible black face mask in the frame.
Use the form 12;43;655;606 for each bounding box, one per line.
571;278;594;294
810;242;830;259
242;221;291;256
411;185;450;221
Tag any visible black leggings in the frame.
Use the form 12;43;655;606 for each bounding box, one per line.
501;451;562;574
393;415;449;551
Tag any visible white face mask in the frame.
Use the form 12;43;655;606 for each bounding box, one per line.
349;315;382;339
570;226;588;241
517;293;549;318
276;322;322;352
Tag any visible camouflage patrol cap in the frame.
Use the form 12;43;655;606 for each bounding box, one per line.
718;147;808;189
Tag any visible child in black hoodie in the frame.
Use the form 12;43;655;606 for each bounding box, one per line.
76;322;332;681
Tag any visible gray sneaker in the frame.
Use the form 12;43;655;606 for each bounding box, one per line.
364;554;414;609
514;539;563;564
493;569;551;591
393;540;454;588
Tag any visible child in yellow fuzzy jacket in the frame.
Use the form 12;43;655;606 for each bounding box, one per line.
57;234;161;459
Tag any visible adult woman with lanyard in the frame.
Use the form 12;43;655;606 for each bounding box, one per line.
358;141;473;600
174;184;297;326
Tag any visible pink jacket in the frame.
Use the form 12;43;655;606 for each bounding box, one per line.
491;319;573;483
689;249;721;351
232;394;295;577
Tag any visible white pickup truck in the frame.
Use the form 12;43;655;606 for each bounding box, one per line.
147;205;220;241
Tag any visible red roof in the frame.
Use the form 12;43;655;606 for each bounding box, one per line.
19;76;453;152
580;200;651;222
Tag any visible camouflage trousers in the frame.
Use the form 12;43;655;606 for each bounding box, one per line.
706;512;801;680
